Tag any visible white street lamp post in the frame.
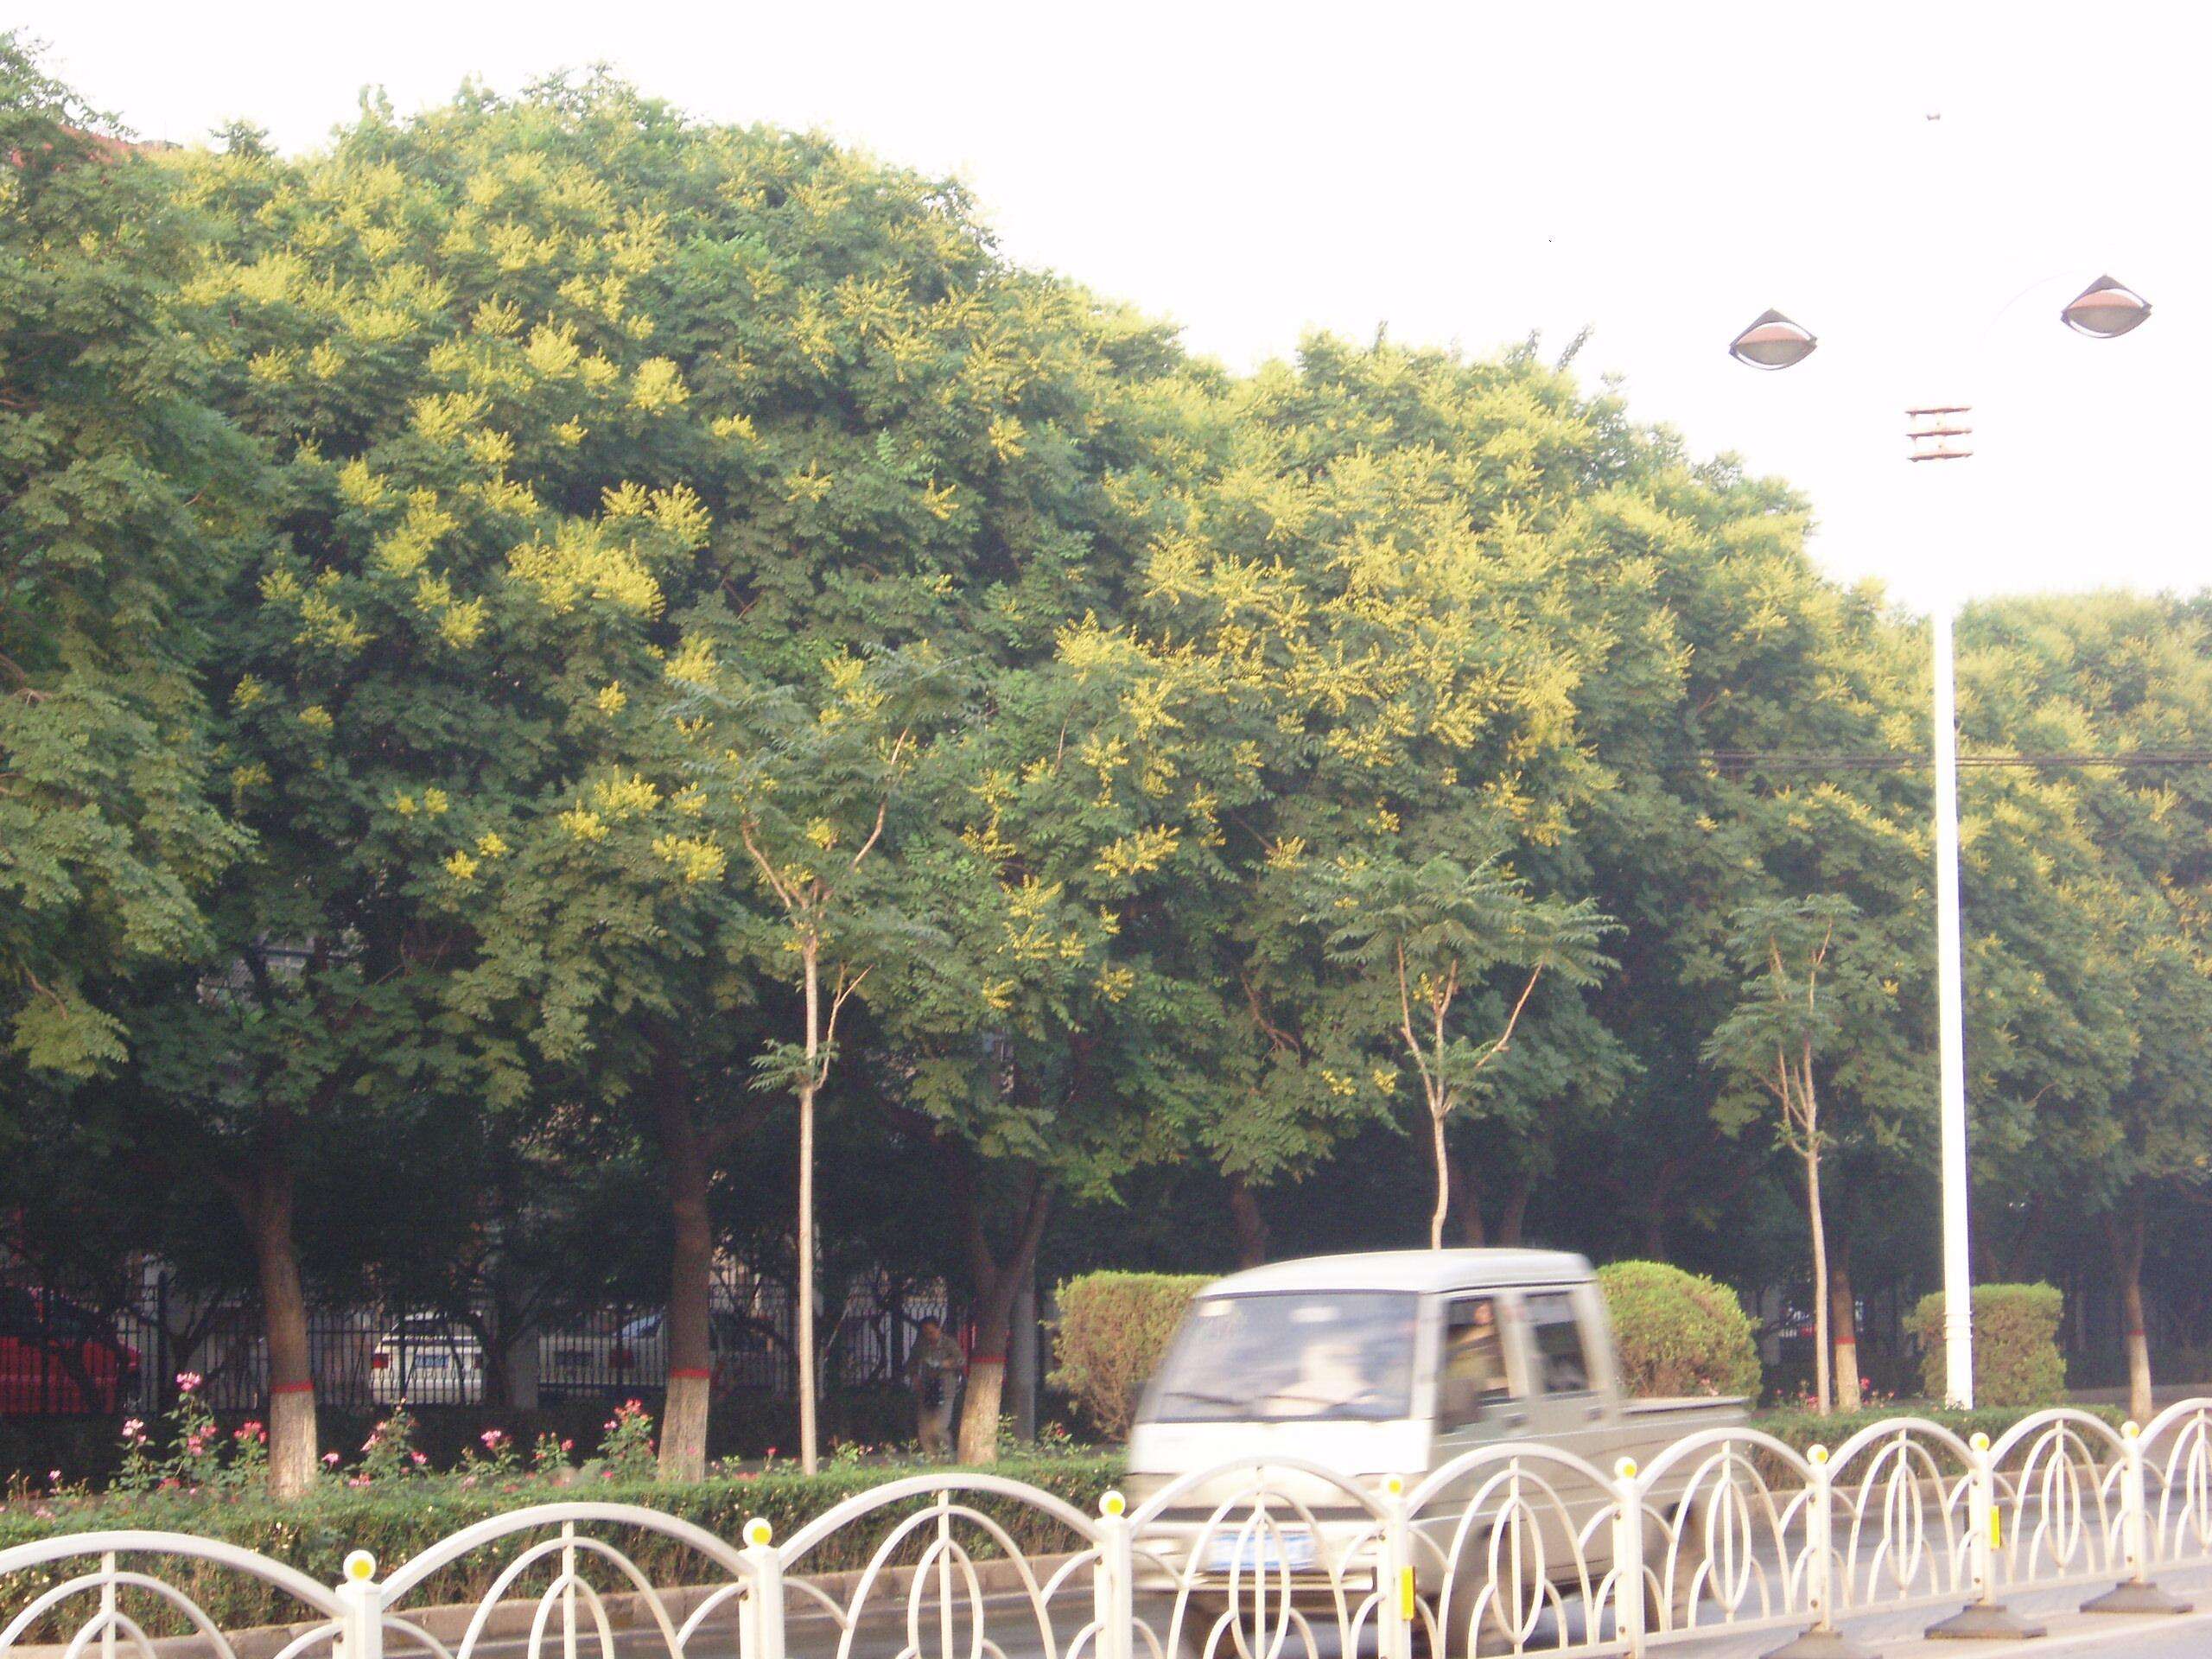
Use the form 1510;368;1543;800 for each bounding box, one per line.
1730;276;2150;1409
1928;594;1975;1407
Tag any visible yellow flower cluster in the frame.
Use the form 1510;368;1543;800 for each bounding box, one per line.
591;774;660;819
652;835;728;884
1095;824;1180;880
559;808;608;842
508;521;664;619
664;636;717;686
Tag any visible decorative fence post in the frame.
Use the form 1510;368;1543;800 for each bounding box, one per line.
1611;1458;1646;1659
738;1519;784;1659
1094;1490;1133;1659
2082;1421;2194;1616
1380;1474;1413;1659
1925;1430;2043;1640
1767;1446;1868;1659
337;1552;382;1659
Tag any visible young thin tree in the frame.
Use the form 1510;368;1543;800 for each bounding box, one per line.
682;646;950;1473
1706;896;1860;1416
1309;851;1614;1250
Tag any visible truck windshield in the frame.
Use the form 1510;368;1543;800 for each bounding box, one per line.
1147;1292;1418;1422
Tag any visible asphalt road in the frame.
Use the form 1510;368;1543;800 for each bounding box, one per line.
397;1564;2212;1659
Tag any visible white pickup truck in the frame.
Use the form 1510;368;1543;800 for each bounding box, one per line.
1123;1249;1746;1619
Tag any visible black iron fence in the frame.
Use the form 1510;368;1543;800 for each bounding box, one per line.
0;1262;950;1418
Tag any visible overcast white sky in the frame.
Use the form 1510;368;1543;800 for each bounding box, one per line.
18;1;2209;611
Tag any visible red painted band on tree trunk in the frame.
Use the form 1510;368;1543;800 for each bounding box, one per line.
271;1381;315;1395
969;1354;1006;1365
669;1368;712;1379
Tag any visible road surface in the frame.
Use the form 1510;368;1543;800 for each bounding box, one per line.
393;1562;2212;1659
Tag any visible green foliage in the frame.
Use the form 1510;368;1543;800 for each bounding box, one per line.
1048;1272;1210;1439
0;37;253;1077
1595;1261;1761;1400
1910;1285;2069;1409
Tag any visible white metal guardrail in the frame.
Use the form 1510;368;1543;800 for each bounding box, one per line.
3;1400;2208;1659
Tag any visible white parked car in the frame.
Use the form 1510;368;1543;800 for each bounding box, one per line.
368;1315;486;1406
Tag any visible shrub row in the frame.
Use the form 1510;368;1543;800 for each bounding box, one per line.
0;1390;921;1490
1752;1401;2125;1457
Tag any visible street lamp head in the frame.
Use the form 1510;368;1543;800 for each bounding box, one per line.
2060;275;2152;339
1728;308;1818;371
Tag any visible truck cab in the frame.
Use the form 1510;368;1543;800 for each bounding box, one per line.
1125;1249;1745;1602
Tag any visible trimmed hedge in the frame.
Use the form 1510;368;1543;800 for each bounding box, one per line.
1755;1402;2123;1456
1909;1284;2068;1408
1049;1272;1208;1440
1595;1261;1762;1401
0;1453;1122;1636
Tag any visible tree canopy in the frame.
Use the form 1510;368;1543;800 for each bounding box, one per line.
3;48;2208;1477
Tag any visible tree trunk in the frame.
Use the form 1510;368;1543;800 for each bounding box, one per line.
1830;1244;1862;1412
1447;1146;1486;1247
955;1171;1052;1465
1642;1210;1669;1260
2108;1197;2154;1427
798;1077;819;1473
654;1046;714;1482
1428;1109;1451;1250
1497;1172;1533;1248
1226;1175;1270;1268
795;938;823;1474
248;1165;318;1499
1803;1141;1832;1416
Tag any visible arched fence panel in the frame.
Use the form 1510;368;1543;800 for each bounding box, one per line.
7;1401;2212;1659
2141;1399;2212;1569
1632;1427;1818;1646
775;1473;1105;1659
0;1533;345;1659
375;1502;758;1659
1127;1459;1394;1659
1820;1416;1976;1616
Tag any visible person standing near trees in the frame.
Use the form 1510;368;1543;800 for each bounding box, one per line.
909;1317;966;1459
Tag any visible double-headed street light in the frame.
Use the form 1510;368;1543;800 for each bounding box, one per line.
1730;276;2151;1411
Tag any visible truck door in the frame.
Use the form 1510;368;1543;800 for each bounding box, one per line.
1418;1294;1531;1611
1515;1288;1615;1566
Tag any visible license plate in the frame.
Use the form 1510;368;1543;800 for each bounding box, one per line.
414;1354;448;1369
1204;1529;1316;1574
